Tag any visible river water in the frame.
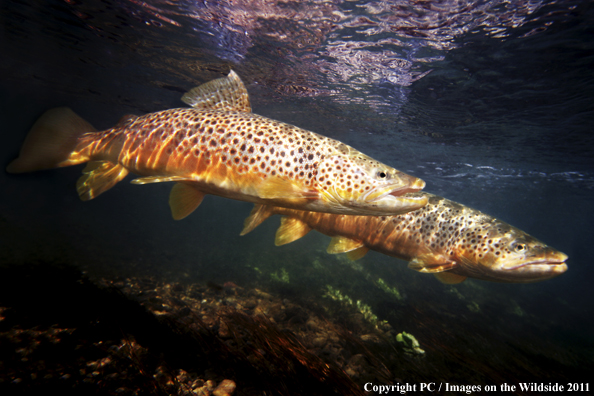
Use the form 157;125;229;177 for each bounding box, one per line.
1;0;593;394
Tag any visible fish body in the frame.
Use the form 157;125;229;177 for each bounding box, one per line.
7;71;426;218
241;193;568;283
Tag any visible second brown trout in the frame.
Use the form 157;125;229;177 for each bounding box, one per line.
241;193;568;283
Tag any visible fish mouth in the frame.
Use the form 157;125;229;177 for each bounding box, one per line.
367;178;426;202
505;255;568;274
388;178;426;197
349;179;427;215
486;255;567;283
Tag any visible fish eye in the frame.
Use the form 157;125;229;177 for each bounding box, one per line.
377;171;387;179
514;244;526;252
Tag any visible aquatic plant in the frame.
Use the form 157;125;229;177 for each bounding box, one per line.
448;286;466;300
249;266;263;275
396;331;425;355
335;253;364;272
355;300;388;328
445;285;481;312
375;278;403;301
323;285;353;305
312;258;324;270
509;300;525;317
467;301;481;313
270;268;290;283
323;285;388;329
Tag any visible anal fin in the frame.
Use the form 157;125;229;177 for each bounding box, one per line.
434;272;467;284
275;217;312;246
346;246;369;261
327;236;365;254
169;183;206;220
77;161;129;201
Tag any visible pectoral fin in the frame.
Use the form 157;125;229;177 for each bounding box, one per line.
240;204;274;235
275;217;312;246
258;177;319;200
433;272;467;284
131;176;191;184
327;236;365;254
169;183;206;220
77;161;129;201
407;254;458;273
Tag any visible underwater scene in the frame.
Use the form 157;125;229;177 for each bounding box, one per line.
1;0;593;395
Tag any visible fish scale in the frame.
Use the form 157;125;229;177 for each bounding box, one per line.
121;109;378;189
7;70;427;219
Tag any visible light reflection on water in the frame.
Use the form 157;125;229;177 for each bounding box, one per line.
4;0;588;148
31;0;577;111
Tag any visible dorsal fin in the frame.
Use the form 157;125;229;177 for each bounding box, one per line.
275;217;312;246
327;236;365;254
169;183;206;220
181;70;251;113
240;204;274;235
115;114;139;127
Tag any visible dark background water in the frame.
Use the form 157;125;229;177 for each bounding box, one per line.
1;0;593;390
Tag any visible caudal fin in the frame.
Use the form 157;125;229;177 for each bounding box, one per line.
6;107;95;173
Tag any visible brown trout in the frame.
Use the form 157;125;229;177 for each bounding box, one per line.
241;193;568;283
6;71;427;218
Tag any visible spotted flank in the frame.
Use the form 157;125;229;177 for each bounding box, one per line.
6;71;427;218
241;193;568;284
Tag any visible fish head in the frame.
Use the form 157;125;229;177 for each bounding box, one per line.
315;151;427;215
458;223;568;283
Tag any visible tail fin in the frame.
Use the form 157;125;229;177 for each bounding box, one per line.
7;107;128;201
6;107;95;173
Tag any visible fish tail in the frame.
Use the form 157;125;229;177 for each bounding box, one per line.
6;107;96;173
240;204;275;235
7;107;129;201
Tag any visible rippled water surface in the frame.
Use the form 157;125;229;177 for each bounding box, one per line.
1;0;593;393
